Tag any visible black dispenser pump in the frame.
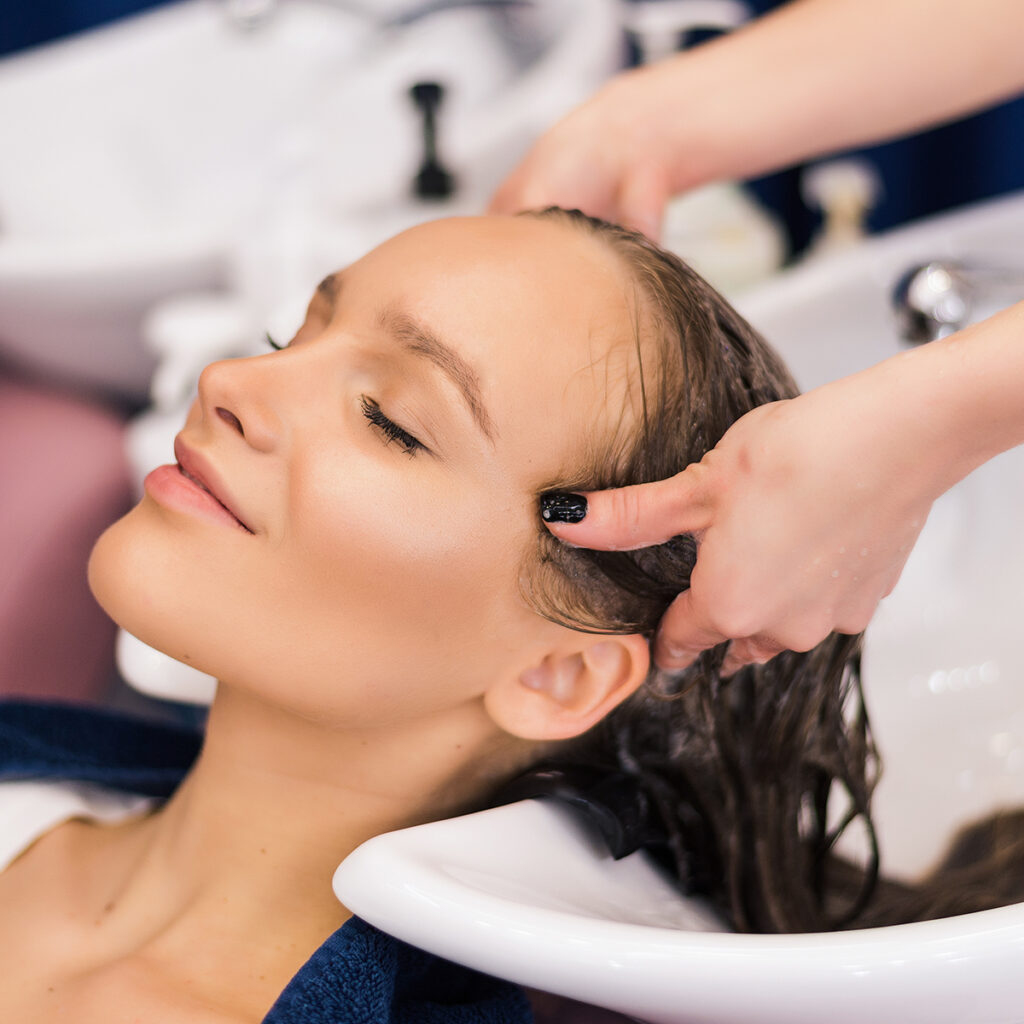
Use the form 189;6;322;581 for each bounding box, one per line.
409;81;455;201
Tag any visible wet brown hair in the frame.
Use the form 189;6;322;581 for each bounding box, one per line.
505;207;1024;933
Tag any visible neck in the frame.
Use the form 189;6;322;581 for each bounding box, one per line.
74;684;533;1012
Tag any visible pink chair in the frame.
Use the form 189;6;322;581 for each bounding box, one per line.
0;373;133;702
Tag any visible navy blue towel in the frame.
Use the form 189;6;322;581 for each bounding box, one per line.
0;700;532;1024
0;699;202;794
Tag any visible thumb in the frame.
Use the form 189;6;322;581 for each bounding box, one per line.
541;467;713;551
489;162;530;215
617;162;670;241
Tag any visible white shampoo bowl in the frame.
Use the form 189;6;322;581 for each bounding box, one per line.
334;191;1024;1024
334;801;1024;1024
0;0;620;399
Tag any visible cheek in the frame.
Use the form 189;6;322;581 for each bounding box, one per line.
259;457;536;712
87;454;543;726
299;454;491;570
242;463;536;721
287;455;514;636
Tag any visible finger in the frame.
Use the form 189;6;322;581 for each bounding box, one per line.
652;590;728;670
489;163;560;215
489;166;531;215
617;162;670;241
720;636;787;677
489;152;587;217
542;466;713;551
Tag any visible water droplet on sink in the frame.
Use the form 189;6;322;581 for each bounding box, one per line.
980;660;1001;684
989;731;1013;758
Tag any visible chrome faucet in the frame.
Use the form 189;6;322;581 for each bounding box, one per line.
891;260;1024;344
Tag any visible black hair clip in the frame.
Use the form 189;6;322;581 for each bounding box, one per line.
494;764;668;860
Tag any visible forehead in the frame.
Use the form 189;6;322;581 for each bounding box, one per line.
344;215;647;481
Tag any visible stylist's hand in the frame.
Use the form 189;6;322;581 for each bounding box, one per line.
489;65;682;240
542;373;940;675
492;0;1024;241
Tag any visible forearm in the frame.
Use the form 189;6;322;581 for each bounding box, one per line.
644;0;1024;190
851;300;1024;502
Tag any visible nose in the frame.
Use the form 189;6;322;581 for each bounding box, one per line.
195;355;284;454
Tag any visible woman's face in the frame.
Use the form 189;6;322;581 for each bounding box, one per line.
90;216;644;727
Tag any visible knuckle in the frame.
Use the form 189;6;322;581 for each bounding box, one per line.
608;485;646;542
747;638;784;664
835;588;886;635
656;636;703;665
882;572;903;598
661;620;711;656
710;603;759;641
662;602;723;652
782;620;831;652
835;607;876;636
724;639;752;663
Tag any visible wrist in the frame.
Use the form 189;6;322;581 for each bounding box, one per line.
864;301;1024;499
930;302;1024;480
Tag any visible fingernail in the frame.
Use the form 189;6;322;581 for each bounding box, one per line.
654;643;696;671
540;492;587;524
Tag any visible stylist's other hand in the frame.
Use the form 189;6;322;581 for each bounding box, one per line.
541;378;938;675
489;67;679;240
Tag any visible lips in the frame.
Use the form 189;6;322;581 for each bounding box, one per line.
173;438;253;533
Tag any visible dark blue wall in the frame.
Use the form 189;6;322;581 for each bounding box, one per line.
723;0;1024;253
5;0;1023;255
0;0;173;54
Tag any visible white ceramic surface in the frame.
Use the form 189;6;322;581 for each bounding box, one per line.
335;800;1024;1024
0;0;620;398
334;191;1024;1024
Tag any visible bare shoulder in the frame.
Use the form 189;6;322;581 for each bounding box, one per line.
0;818;289;1024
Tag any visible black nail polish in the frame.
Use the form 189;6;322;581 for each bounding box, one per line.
540;492;587;524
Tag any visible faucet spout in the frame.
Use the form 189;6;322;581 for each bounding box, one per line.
892;260;1024;344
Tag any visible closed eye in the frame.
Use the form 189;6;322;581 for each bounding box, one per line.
360;396;427;457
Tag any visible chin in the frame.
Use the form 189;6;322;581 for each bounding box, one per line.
87;504;214;672
87;509;138;627
87;501;287;689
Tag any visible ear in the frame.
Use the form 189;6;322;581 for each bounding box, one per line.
484;634;650;741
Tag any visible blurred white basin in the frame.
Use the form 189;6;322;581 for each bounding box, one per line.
334;190;1024;1024
0;0;620;399
737;188;1024;882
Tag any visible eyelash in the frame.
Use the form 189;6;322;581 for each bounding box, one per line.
360;396;426;457
266;333;425;457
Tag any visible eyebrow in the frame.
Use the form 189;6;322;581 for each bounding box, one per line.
377;306;497;444
315;272;496;442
